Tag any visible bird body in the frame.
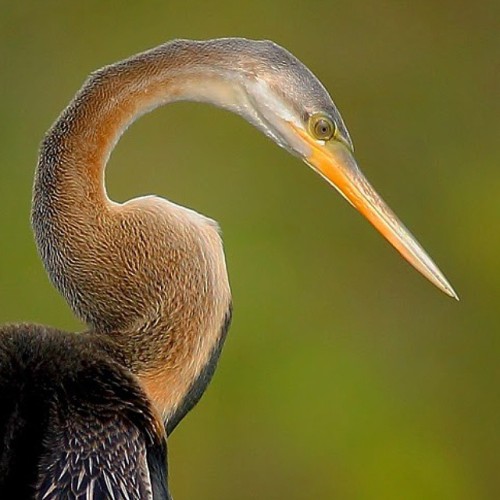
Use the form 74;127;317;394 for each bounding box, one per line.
0;325;169;499
0;38;456;498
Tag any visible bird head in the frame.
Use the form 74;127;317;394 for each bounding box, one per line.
225;39;457;299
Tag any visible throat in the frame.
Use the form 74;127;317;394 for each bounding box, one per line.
140;306;232;433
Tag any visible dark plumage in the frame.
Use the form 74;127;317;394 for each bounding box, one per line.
0;325;169;499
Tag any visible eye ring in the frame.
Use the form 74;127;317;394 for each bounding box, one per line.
309;114;336;141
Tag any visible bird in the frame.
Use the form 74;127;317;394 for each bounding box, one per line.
0;37;458;499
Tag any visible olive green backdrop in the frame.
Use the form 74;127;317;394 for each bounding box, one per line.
1;1;499;498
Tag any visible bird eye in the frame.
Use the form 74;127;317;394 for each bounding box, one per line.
309;114;336;141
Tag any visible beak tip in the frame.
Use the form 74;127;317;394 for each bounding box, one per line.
439;279;459;301
448;287;460;301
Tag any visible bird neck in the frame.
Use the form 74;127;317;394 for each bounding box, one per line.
34;42;249;213
31;40;236;423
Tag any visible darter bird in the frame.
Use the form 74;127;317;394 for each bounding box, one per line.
0;38;457;499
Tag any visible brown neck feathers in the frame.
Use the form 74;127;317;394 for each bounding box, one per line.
32;40;234;421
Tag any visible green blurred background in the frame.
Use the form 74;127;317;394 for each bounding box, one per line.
1;1;499;498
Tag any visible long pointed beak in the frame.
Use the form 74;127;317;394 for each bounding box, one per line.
303;136;458;299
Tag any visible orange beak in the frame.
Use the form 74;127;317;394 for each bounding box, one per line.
299;130;458;299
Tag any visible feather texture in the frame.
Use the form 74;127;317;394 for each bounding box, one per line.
0;325;170;499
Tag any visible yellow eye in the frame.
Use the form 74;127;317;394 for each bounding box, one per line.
309;114;336;141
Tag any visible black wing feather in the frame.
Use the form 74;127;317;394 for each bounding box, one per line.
36;411;154;499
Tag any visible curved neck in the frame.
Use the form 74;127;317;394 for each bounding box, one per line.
34;41;251;214
31;40;240;422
